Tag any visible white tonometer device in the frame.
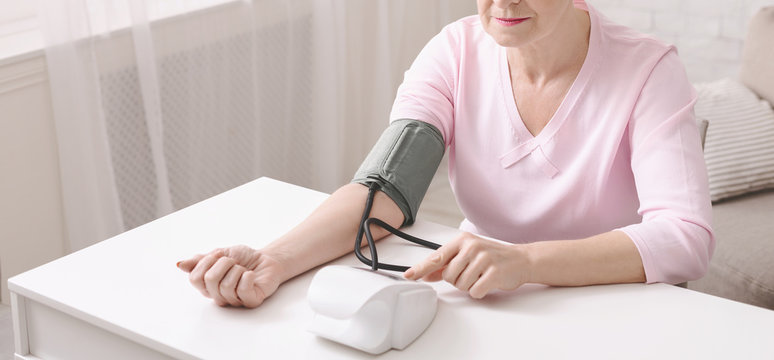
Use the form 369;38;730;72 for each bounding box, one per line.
307;265;438;354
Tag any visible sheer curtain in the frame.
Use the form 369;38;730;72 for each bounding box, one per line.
36;0;472;252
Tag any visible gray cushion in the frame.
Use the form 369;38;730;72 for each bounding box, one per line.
697;118;708;150
688;189;774;310
740;6;774;105
693;78;774;202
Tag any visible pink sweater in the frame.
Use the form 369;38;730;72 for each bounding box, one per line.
389;1;714;284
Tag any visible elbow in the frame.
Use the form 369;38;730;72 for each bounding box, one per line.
625;218;715;285
661;220;715;284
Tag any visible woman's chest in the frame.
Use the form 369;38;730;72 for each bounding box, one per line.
510;75;579;137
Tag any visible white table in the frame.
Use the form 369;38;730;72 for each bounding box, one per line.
9;177;774;359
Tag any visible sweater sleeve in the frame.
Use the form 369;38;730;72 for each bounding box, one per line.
389;22;460;147
617;48;715;285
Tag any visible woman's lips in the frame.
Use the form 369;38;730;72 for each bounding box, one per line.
494;17;529;26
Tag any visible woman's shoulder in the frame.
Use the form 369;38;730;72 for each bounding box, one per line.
416;14;496;62
595;10;675;60
590;7;687;91
452;14;482;29
437;14;491;45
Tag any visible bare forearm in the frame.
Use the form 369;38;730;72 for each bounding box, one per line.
261;183;404;283
525;230;646;286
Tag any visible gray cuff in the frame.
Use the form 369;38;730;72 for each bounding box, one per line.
352;119;445;226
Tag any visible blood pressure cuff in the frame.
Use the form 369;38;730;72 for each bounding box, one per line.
352;119;446;227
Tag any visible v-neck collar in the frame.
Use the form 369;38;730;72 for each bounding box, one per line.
497;2;603;174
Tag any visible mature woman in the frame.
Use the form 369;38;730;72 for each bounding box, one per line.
178;0;713;308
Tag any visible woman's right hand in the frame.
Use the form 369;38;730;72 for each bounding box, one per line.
177;245;285;308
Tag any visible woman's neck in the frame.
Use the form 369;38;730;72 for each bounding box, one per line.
506;7;591;86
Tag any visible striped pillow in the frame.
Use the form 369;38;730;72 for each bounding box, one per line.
694;78;774;202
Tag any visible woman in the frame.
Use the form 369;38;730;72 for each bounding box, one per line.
177;0;713;308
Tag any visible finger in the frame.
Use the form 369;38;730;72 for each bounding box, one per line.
424;267;446;282
405;240;461;280
177;254;204;273
237;271;266;309
441;249;472;286
221;245;257;268
219;264;247;306
455;257;486;292
204;257;237;306
468;268;495;299
189;252;224;297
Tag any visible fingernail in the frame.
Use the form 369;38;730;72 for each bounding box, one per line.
404;269;415;279
176;261;182;268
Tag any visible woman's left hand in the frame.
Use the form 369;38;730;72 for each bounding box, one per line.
403;232;532;299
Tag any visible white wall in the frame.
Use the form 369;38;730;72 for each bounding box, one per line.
587;0;774;82
0;56;67;304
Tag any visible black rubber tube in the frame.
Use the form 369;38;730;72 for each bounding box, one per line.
354;182;441;272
